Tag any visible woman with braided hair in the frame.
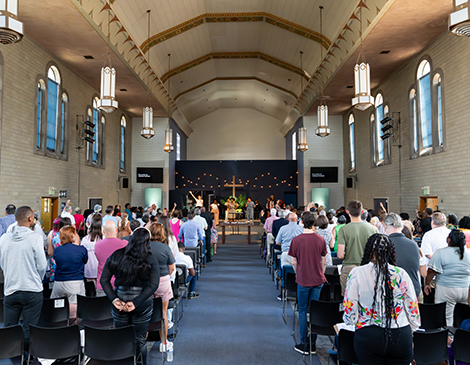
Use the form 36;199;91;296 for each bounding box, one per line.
343;234;420;365
425;229;470;326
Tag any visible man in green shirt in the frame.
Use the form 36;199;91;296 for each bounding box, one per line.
337;200;376;294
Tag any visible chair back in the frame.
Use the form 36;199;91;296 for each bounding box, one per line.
418;302;446;330
333;283;343;302
413;328;448;365
38;297;70;327
453;329;470;363
29;325;80;360
0;283;4;299
309;300;343;336
453;303;470;329
147;297;163;341
84;325;135;362
176;264;187;286
172;272;179;299
337;330;358;364
77;295;113;328
319;283;331;301
332;257;343;266
0;324;23;360
0;298;3;323
84;280;96;297
281;265;295;288
285;272;297;300
186;251;197;268
324;273;340;285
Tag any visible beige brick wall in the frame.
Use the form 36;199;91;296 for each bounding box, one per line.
0;35;131;216
343;32;468;217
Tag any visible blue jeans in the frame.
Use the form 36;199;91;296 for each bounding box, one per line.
4;290;43;353
298;284;323;345
186;274;196;294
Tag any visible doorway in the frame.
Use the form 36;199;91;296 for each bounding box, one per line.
89;198;103;211
419;196;439;212
41;197;59;232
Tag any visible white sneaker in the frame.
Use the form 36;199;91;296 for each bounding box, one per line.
168;320;174;330
159;342;166;352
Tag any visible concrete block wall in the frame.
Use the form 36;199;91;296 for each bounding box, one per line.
0;35;131;214
131;117;170;209
343;32;470;217
303;115;345;209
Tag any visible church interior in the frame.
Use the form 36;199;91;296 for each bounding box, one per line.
0;0;469;364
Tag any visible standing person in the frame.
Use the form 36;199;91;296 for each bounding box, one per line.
333;215;346;254
384;213;422;300
51;225;88;319
275;213;303;268
61;204;76;226
337;200;376;294
124;203;133;221
82;217;103;291
0;204;16;237
190;191;203;208
210;213;218;255
315;215;333;266
148;223;175;352
421;212;451;260
200;207;213;263
245;198;255;223
95;220;127;296
100;228;160;365
178;213;204;247
289;211;327;355
419;207;433;236
118;212;132;239
175;241;198;297
74;207;85;238
343;234;420;365
86;204;102;229
425;229;470;326
272;210;289;239
254;200;261;220
158;216;178;257
102;205;118;227
170;210;183;239
210;200;220;226
0;206;47;354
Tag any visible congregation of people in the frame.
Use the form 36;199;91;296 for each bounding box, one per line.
262;198;470;364
0;201;219;364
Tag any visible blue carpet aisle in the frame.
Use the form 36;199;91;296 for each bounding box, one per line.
148;234;322;365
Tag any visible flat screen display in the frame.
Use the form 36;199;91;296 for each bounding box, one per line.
136;167;163;184
310;167;338;183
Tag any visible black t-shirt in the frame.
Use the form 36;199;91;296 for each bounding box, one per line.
420;217;432;236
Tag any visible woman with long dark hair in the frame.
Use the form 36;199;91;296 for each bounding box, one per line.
425;229;470;326
158;216;178;256
343;234;420;365
82;217;103;290
100;228;160;365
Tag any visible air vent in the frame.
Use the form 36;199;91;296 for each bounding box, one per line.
380;50;390;54
119;88;127;92
346;85;354;88
84;55;94;59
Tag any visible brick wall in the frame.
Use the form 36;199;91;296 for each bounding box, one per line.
0;35;131;215
343;32;469;217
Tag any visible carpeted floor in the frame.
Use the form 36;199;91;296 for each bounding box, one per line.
148;228;324;365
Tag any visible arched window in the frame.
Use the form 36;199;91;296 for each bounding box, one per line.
349;114;355;170
417;60;432;150
92;97;99;163
409;89;418;155
291;132;296;161
46;66;60;152
100;116;106;167
176;133;181;161
375;93;384;163
434;73;443;147
36;80;45;149
120;116;126;171
370;114;376;165
60;93;68;155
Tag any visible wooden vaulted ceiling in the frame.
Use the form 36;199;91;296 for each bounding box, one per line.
19;0;451;136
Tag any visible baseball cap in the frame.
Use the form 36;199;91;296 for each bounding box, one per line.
75;207;81;213
94;204;102;213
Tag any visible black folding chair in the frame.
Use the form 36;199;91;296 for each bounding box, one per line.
29;325;81;364
185;249;200;279
418;302;446;330
38;297;70;327
281;266;296;324
84;325;136;365
0;283;4;299
77;295;114;328
308;300;343;365
175;264;188;313
453;328;470;364
0;298;3;323
0;324;24;364
337;329;358;365
85;280;97;297
453;302;470;329
413;328;448;365
147;297;164;364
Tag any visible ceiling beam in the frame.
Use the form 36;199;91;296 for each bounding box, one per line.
160;51;309;84
140;12;331;54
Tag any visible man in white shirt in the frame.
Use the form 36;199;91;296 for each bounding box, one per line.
175;241;198;299
61;204;76;226
421;212;450;261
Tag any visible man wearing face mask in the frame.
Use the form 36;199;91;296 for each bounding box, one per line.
0;206;47;356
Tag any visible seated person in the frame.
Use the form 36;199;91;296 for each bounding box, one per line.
175;241;198;299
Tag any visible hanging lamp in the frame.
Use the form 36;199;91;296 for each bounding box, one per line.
449;0;470;36
352;4;374;110
163;53;174;153
316;6;330;137
0;0;23;44
141;10;155;139
296;51;309;152
97;2;118;113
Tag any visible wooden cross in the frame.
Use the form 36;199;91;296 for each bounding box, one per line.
224;175;244;198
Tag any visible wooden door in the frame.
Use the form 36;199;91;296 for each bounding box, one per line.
419;196;439;212
41;197;59;231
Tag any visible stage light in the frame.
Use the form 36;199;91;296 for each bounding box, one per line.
380;116;392;125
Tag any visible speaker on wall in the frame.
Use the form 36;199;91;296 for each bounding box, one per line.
346;177;354;189
122;178;129;189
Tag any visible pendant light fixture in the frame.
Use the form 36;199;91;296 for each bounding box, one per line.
97;2;118;113
297;51;308;152
449;0;470;36
163;53;174;153
0;0;23;44
141;9;154;139
316;6;330;137
352;4;374;110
